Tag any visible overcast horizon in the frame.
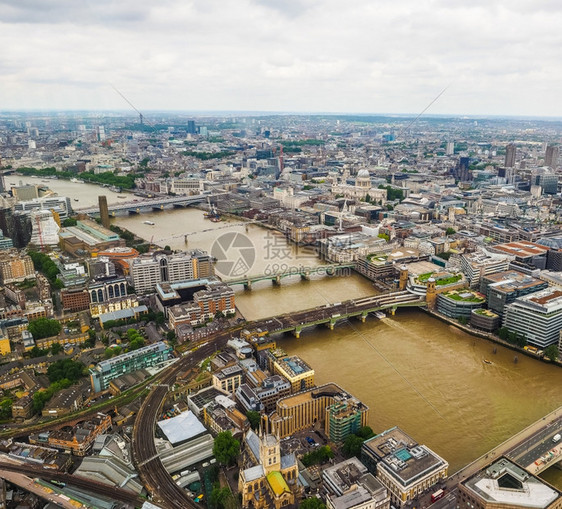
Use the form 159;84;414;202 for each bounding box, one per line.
1;0;561;117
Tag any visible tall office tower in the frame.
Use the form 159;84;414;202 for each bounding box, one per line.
187;120;196;134
97;126;106;142
446;141;455;155
545;144;559;168
98;195;110;229
505;143;516;167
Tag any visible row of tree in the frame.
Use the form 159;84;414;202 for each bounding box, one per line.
28;250;63;288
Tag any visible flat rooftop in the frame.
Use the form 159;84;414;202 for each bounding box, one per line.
363;427;448;487
485;270;546;292
276;383;346;409
515;287;562;313
461;457;561;508
274;355;314;378
492;240;549;259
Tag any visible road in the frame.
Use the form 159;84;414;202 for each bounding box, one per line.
413;406;562;508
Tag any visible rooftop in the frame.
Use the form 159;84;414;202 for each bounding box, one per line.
363;427;448;487
461;457;561;508
492;240;549;259
157;410;206;445
485;270;547;292
274;355;314;378
441;289;485;303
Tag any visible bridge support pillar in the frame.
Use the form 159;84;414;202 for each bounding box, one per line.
390;306;397;316
274;275;281;286
293;326;302;339
328;318;337;330
360;311;368;323
244;280;252;290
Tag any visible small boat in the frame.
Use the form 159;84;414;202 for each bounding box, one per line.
483;359;493;365
143;220;155;225
74;198;79;202
117;195;127;199
374;311;385;319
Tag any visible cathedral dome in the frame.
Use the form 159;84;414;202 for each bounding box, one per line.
357;169;370;178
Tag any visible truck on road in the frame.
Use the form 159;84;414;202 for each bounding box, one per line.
552;433;561;443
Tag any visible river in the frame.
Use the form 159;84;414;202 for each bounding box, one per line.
17;176;562;486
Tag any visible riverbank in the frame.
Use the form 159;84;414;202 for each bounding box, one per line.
423;308;561;368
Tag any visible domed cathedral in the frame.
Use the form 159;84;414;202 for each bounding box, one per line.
238;418;301;508
331;168;387;203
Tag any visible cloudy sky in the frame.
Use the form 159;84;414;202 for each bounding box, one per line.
1;0;561;116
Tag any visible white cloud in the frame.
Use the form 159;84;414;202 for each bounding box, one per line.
0;0;560;115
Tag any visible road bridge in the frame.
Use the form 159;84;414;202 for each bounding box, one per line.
224;263;355;288
429;405;562;509
76;193;219;216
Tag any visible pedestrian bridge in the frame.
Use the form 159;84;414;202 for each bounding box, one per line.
224;263;355;288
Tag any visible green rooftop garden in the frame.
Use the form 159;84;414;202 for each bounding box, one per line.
473;308;498;317
417;272;463;286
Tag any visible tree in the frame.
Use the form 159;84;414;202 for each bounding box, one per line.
0;398;12;420
497;327;509;341
209;485;236;509
342;435;364;458
300;498;327;509
166;330;176;342
212;431;240;466
355;426;375;439
47;359;84;383
446;227;456;235
301;446;334;467
246;411;261;431
62;217;78;227
28;318;62;340
51;343;63;355
129;337;145;351
545;345;559;362
378;233;390;242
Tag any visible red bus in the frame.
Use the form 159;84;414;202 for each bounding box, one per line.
431;489;445;502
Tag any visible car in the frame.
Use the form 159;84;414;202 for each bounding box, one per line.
194;494;204;503
306;436;316;445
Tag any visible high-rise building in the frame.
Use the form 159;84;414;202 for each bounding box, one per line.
502;287;562;348
187;120;196;134
505;143;516;167
130;250;214;293
545;144;559;169
98;195;110;229
446;141;455;155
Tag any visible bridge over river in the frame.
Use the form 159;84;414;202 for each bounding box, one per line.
76;193;219;215
224;263;356;288
256;290;426;338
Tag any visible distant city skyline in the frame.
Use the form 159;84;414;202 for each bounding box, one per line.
1;0;561;116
